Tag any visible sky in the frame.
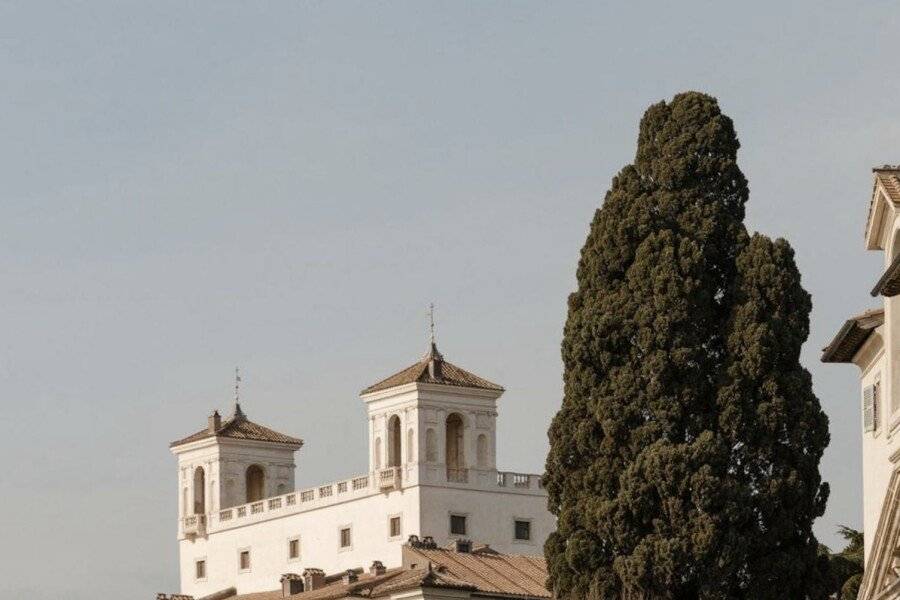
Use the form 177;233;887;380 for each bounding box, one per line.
1;2;898;598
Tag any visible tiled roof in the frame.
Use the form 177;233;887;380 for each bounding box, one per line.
872;252;900;297
405;545;550;598
864;167;900;246
170;405;303;448
821;308;884;363
162;545;548;600
361;344;504;395
222;567;475;600
876;170;900;204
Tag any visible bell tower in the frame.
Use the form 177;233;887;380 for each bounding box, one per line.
359;337;504;489
169;384;303;538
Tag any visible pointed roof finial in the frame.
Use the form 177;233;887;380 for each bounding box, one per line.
233;366;244;418
429;302;436;346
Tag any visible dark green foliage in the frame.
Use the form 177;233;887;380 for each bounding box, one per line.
820;527;863;599
544;92;830;599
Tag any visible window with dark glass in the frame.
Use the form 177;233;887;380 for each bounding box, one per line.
450;514;467;535
514;520;531;541
389;516;401;537
288;538;300;559
340;527;352;548
195;560;206;579
239;550;250;571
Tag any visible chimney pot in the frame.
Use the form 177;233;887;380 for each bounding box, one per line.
341;569;358;584
208;411;221;434
453;538;473;553
369;560;386;576
281;573;303;596
302;568;325;591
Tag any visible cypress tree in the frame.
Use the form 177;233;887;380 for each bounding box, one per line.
544;92;830;599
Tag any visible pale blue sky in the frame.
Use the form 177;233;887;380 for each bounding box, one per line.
2;2;897;598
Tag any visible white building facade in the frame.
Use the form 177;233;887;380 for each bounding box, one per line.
171;343;553;598
823;167;900;600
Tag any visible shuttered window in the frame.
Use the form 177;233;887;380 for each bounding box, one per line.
863;384;878;432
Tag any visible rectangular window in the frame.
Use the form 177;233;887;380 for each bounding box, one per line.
340;527;352;548
450;514;467;536
195;560;206;580
389;516;401;538
864;384;878;432
239;550;251;571
514;519;531;541
288;537;300;560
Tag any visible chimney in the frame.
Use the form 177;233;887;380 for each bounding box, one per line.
369;561;386;576
208;411;221;434
422;536;436;548
281;573;303;597
453;539;472;553
341;569;358;585
302;568;325;591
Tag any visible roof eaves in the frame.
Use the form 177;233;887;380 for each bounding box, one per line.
872;253;900;297
821;309;884;363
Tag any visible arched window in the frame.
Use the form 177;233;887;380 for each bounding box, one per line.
387;415;401;468
374;437;382;469
476;434;488;468
193;467;206;514
445;413;465;481
425;428;437;462
407;428;415;463
246;465;265;503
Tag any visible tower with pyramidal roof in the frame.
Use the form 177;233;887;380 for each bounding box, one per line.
167;336;552;599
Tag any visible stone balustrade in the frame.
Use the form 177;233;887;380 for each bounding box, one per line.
496;471;543;489
184;468;543;537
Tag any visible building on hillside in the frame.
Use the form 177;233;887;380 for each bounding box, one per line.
157;537;550;600
169;341;553;598
822;166;900;600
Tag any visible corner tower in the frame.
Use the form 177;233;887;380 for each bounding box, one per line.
360;341;504;490
169;401;302;538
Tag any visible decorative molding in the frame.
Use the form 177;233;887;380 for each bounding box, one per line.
859;468;900;599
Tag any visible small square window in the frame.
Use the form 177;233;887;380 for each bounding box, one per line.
450;514;467;536
514;520;531;541
389;516;401;538
195;559;206;580
239;550;251;571
288;537;300;560
340;527;352;548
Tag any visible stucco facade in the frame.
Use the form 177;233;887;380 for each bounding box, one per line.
823;166;900;599
170;345;554;597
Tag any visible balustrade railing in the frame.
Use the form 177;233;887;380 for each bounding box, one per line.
182;514;206;535
199;472;377;531
496;471;541;489
189;468;544;534
378;467;401;490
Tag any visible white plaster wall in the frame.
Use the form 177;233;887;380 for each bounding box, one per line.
180;486;422;597
859;345;888;562
178;475;554;597
174;439;298;522
417;485;553;556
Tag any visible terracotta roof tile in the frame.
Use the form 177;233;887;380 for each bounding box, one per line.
821;308;884;363
877;171;900;204
219;546;549;600
361;344;503;395
872;252;900;297
406;546;550;598
170;406;302;448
